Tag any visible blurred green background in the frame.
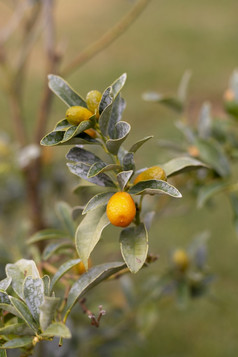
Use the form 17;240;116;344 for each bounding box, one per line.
1;0;238;356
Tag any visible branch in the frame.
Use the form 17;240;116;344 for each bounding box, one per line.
61;0;151;76
79;298;106;328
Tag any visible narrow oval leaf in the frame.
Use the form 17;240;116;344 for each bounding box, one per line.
61;117;95;143
67;162;116;187
0;291;10;304
66;146;102;165
88;163;120;178
40;131;64;146
0;323;34;336
0;303;23;319
55;201;75;238
129;136;153;153
54;119;71;131
117;170;133;191
0;337;33;350
41;322;71;339
123;152;135;171
50;259;81;293
142;92;183;112
198;102;212;139
99;87;113;114
48;74;87;107
106;121;131;155
195;138;230;177
64;261;126;321
27;229;67;245
197;181;228;208
10;297;38;332
120;223;148;274
99;100;114;136
82;192;115;215
39;296;61;331
42;241;73;261
42;275;50;296
128;180;182;198
162;156;209;177
6;260;40;299
108;95;126;138
23;277;44;323
75;206;110;269
0;349;7;356
0;277;11;291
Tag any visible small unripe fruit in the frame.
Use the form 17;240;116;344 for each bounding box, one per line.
172;249;189;272
134;166;167;185
106;192;136;227
86;90;102;119
66;106;93;125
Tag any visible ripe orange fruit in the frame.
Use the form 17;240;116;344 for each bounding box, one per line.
84;128;97;138
106;192;136;227
224;88;235;102
188;145;200;158
74;259;92;275
134;166;167;185
172;249;189;272
66;106;93;125
86;90;102;119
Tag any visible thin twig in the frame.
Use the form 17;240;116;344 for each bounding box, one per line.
61;0;151;76
79;298;106;328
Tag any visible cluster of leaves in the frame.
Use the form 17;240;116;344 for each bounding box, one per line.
143;70;238;235
40;73;208;274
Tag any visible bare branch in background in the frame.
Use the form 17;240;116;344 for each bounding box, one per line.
61;0;151;76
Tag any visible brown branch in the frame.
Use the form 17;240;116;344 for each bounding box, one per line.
61;0;151;76
79;298;106;328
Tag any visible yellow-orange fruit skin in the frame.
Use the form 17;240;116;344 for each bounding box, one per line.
66;106;93;125
134;166;167;185
84;128;97;138
224;89;235;102
172;249;189;272
86;90;102;119
73;259;92;275
106;192;136;227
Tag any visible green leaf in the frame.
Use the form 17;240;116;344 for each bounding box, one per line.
64;261;126;321
195;138;230;177
55;201;75;238
99;100;114;136
117;170;133;191
23;277;44;323
10;297;38;332
42;275;50;296
61;117;96;143
53;118;72;131
108;95;126;138
75;206;110;269
0;303;23;319
198;102;212;139
0;291;10;304
128;180;182;198
129;136;153;153
66;146;102;165
0;323;34;336
41;322;71;339
40;131;65;146
27;229;67;245
42;241;73;261
48;74;87;107
197;181;228;208
0;337;33;350
67;162;116;187
122;152;135;171
142;92;183;112
162;156;208;177
88;163;120;178
106;121;131;155
50;259;81;293
6;260;40;299
39;296;61;331
0;349;7;356
0;278;11;291
120;223;148;273
82;192;115;215
177;70;192;102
